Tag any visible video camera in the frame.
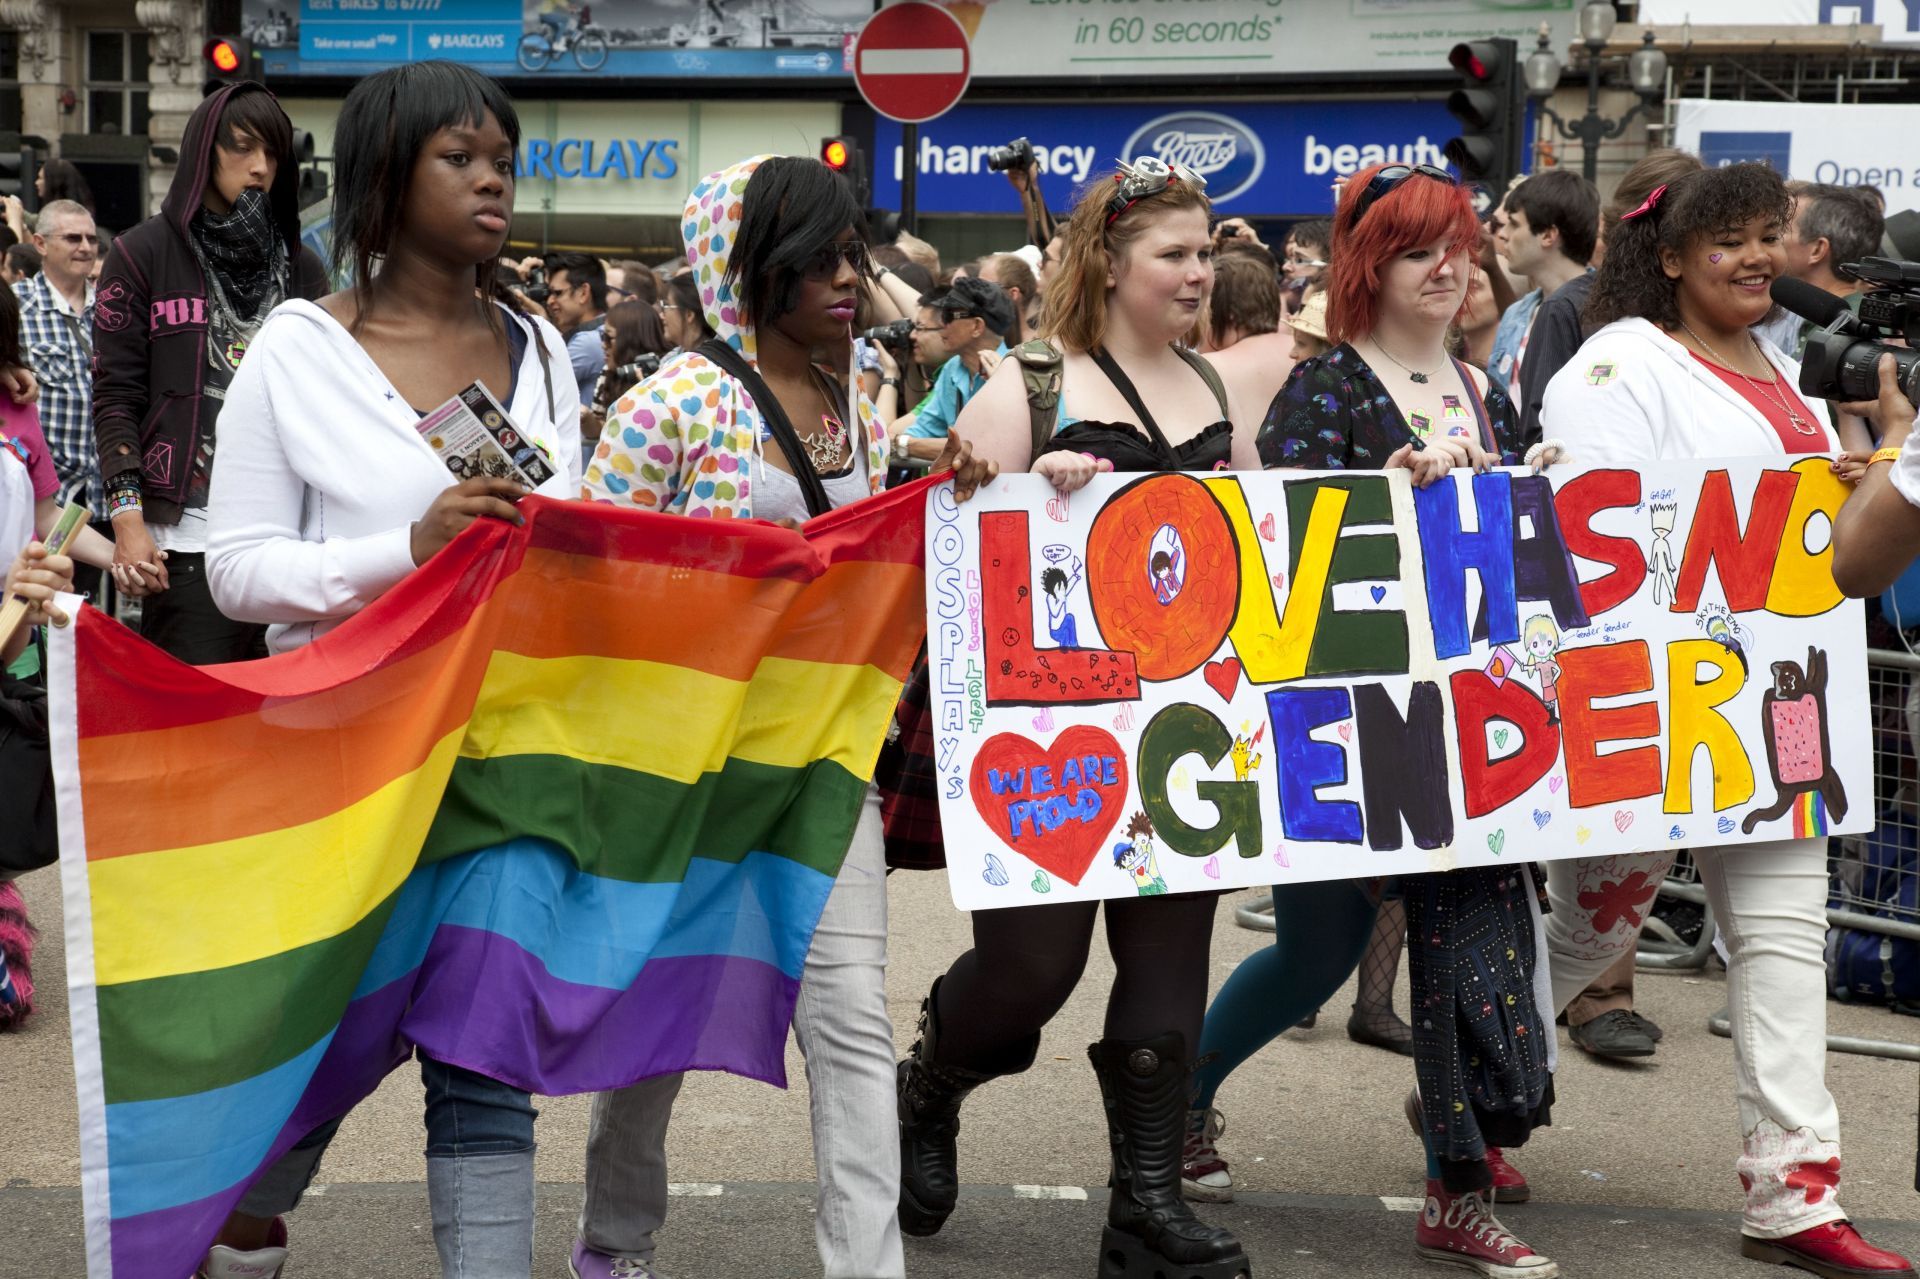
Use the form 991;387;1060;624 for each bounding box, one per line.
860;318;914;351
987;137;1035;174
1776;263;1920;404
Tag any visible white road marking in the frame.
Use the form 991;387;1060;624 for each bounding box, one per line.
1013;1185;1089;1200
1379;1195;1424;1213
669;1182;724;1197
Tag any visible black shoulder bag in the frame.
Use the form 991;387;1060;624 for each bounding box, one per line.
694;338;833;518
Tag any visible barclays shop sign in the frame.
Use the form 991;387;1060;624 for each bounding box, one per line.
872;100;1463;216
519;138;683;182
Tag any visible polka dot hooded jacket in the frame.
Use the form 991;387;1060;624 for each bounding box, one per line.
581;155;890;518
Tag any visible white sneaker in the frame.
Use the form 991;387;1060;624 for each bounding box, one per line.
198;1220;288;1279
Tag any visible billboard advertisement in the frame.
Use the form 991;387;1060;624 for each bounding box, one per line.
1672;98;1920;215
244;0;864;79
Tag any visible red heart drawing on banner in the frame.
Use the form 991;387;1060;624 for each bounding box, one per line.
1203;656;1243;703
1258;512;1277;542
970;726;1130;887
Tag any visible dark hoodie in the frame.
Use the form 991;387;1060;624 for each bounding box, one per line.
91;82;327;526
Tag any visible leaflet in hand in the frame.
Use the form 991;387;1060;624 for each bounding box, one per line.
416;382;555;489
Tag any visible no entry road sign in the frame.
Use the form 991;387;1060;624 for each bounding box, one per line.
853;2;971;125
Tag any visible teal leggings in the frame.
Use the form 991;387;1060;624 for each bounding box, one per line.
1192;880;1443;1178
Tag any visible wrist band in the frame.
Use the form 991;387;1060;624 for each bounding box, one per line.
108;485;143;518
1869;445;1904;467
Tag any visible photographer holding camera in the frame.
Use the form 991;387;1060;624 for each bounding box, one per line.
992;136;1058;256
1832;353;1920;598
880;276;1017;464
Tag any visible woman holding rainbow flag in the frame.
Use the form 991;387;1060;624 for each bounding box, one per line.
199;60;578;1279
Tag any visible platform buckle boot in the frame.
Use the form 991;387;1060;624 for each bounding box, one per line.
1089;1032;1253;1279
896;976;1039;1237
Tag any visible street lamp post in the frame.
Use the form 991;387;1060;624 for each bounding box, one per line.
1526;2;1668;183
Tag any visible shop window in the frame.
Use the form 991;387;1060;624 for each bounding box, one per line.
85;30;151;137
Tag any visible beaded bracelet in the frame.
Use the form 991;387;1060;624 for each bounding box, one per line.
107;487;143;518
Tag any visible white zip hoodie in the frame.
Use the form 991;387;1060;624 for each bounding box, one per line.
1540;316;1835;465
207;299;581;653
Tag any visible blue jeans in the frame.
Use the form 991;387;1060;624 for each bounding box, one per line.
237;1055;535;1217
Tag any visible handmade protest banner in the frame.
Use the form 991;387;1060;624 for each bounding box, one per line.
928;461;1870;910
49;488;929;1279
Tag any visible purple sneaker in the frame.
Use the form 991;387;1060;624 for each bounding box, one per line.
569;1238;669;1279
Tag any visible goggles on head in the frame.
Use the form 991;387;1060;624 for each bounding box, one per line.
1348;164;1457;227
1105;156;1208;226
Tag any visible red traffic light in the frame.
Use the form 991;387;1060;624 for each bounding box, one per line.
821;138;852;170
1448;40;1502;82
205;38;242;74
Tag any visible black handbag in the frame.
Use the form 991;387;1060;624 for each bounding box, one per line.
0;667;56;875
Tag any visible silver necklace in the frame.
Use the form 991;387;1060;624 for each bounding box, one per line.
1679;322;1817;436
1366;336;1447;384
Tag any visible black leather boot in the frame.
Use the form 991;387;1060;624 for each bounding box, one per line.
896;977;1038;1237
1089;1033;1252;1279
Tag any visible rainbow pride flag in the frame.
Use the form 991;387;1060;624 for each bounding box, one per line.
47;487;930;1279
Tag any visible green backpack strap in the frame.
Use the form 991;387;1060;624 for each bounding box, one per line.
1172;345;1231;420
1013;338;1064;459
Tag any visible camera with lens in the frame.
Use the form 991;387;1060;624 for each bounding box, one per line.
613;352;662;385
987;137;1036;174
1791;258;1920;404
860;318;915;350
521;262;549;305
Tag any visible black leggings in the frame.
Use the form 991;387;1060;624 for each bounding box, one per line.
932;892;1220;1070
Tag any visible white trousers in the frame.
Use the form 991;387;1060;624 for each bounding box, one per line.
577;789;905;1278
1543;841;1847;1239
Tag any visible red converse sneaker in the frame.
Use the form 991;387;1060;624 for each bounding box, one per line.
1415;1180;1558;1278
1181;1105;1233;1203
1740;1221;1917;1278
1485;1146;1531;1204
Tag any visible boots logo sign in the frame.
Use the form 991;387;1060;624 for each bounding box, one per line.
1123;112;1264;206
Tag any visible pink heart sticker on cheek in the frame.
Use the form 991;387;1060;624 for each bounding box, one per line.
1709;253;1724;264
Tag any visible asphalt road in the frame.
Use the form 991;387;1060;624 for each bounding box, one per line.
5;865;1919;1279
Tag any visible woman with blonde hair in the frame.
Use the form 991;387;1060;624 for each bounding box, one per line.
896;155;1258;1279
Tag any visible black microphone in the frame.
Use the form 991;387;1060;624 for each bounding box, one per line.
1770;276;1850;328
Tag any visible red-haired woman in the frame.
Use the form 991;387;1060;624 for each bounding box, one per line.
896;157;1258;1279
1242;162;1560;1279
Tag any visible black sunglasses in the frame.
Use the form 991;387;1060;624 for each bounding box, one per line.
800;240;871;281
1349;165;1457;226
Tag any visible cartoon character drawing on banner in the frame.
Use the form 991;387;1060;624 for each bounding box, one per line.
1147;524;1185;606
1744;646;1849;834
1112;813;1168;896
1041;547;1085;650
1648;502;1679;605
1519;615;1564;726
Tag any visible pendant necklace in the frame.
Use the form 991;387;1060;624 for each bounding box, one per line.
1368;336;1447;385
1679;322;1817;436
804;366;849;470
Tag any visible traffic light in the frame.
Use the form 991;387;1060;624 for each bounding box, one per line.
1443;38;1523;191
820;135;869;203
203;35;256;89
0;148;37;214
291;128;327;211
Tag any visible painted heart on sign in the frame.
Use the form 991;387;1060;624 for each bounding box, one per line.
1203;856;1221;879
1203;656;1243;703
1258;512;1277;542
1716;816;1736;835
1493;728;1510;749
1576;825;1593;844
1369;585;1388;604
1487;829;1506;855
970;726;1130;888
1614;810;1635;833
1548;776;1564;794
1271;570;1287;592
1668;825;1686;841
1337;722;1353;742
1531;808;1551;830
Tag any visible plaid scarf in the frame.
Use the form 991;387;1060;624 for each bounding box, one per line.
190;188;286;315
